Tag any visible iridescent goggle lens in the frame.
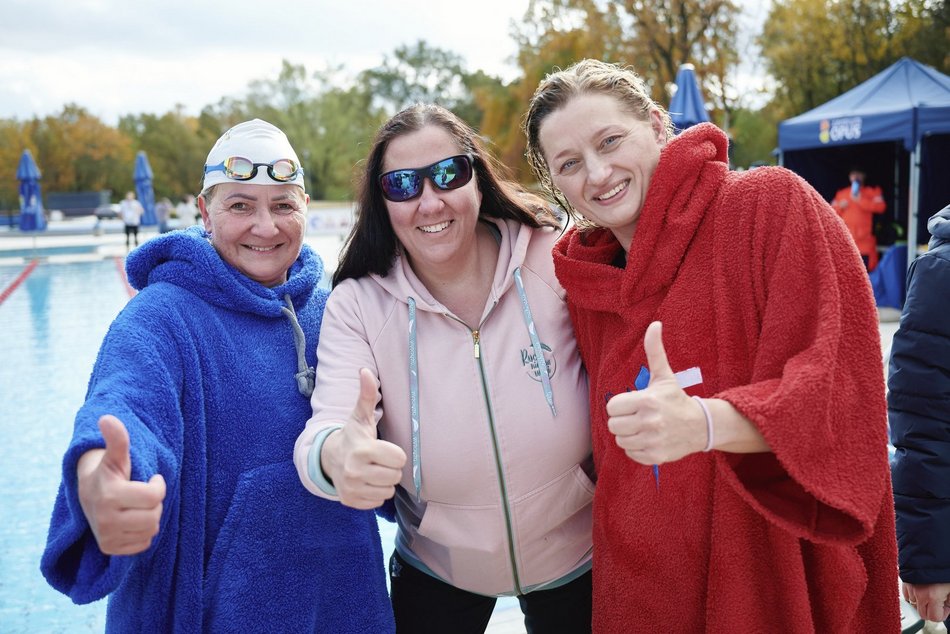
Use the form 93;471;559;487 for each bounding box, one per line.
203;157;302;182
379;154;474;202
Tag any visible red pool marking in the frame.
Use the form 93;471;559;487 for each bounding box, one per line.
113;256;137;298
0;259;40;305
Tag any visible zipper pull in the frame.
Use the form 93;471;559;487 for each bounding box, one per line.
472;330;480;358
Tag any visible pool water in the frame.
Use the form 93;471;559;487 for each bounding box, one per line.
0;259;125;631
0;253;520;632
0;258;389;631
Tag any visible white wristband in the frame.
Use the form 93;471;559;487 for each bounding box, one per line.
692;396;714;452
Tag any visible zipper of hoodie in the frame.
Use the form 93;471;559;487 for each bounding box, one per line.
446;312;522;594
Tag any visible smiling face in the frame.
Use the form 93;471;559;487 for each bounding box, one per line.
538;92;667;251
381;125;482;277
199;182;309;287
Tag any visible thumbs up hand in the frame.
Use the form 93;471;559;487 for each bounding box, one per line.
322;368;407;510
76;415;166;555
605;322;708;465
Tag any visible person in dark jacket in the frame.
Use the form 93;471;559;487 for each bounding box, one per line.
888;203;950;627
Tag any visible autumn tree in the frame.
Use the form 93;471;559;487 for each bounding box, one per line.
0;120;35;214
758;0;947;119
480;0;741;182
118;109;213;201
29;105;134;199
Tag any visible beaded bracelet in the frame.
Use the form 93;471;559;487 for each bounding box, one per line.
692;396;714;452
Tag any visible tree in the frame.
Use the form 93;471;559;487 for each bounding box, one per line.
119;109;214;200
0;120;34;214
482;0;741;182
30;105;133;199
358;41;474;117
758;0;946;119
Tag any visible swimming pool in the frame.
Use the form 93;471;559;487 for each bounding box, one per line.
0;259;123;631
0;245;525;632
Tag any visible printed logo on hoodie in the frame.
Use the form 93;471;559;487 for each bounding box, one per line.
521;343;557;381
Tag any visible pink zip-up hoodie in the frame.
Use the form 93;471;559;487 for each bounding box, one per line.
295;217;593;597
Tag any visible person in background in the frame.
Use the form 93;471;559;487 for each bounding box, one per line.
119;190;144;248
154;196;173;234
176;194;199;226
523;59;899;632
295;103;594;634
40;119;395;633
832;166;887;271
888;203;950;628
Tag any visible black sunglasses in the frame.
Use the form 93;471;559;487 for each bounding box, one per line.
379;154;474;202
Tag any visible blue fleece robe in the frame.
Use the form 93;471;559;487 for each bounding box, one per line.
40;226;395;633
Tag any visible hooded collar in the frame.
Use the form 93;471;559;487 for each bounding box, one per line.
554;123;729;314
125;225;322;317
927;204;950;250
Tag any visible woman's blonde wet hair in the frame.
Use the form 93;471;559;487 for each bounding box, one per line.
523;59;674;229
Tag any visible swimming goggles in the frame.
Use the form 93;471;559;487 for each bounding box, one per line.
204;157;303;182
379;154;474;202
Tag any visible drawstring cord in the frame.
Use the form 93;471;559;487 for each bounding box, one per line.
405;269;558;503
280;294;315;398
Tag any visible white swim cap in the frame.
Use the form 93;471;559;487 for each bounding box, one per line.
202;119;305;191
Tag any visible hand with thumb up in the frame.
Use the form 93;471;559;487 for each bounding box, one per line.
76;415;166;555
605;322;709;465
321;368;407;510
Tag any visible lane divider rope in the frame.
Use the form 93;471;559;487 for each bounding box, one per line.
0;259;39;306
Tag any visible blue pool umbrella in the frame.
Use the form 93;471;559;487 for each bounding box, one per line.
17;149;46;232
669;63;709;132
133;151;157;226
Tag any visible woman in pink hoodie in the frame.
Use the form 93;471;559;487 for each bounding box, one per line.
295;104;594;633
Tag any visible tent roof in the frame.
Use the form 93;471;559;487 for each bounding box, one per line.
778;57;950;152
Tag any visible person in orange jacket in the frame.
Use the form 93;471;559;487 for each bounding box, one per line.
832;167;886;270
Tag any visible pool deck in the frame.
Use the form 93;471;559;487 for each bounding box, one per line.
1;216;934;634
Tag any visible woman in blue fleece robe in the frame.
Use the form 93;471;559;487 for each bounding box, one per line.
40;120;395;633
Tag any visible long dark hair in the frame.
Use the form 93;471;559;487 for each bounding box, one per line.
332;103;559;286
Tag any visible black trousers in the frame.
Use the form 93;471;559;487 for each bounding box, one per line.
389;551;592;634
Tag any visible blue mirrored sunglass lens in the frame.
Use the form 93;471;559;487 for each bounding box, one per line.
381;171;422;201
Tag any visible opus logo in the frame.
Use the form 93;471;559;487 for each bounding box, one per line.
820;117;862;144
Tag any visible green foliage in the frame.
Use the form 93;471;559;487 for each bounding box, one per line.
758;0;947;119
4;12;947;206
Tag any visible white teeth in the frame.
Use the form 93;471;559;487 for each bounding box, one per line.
596;181;627;201
247;245;277;252
419;221;451;233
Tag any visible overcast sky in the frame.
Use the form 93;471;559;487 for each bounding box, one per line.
1;0;531;124
1;0;768;125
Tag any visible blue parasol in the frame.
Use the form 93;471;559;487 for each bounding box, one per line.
669;63;709;132
133;151;157;226
17;149;46;232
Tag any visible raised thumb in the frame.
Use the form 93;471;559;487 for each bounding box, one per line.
644;321;674;381
352;368;380;433
98;415;132;480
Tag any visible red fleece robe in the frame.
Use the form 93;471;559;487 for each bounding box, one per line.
553;124;899;633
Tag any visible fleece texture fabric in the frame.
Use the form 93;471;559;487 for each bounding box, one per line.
553;123;899;633
888;204;950;589
40;226;394;633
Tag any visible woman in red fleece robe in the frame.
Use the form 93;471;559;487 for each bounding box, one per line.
523;59;900;633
